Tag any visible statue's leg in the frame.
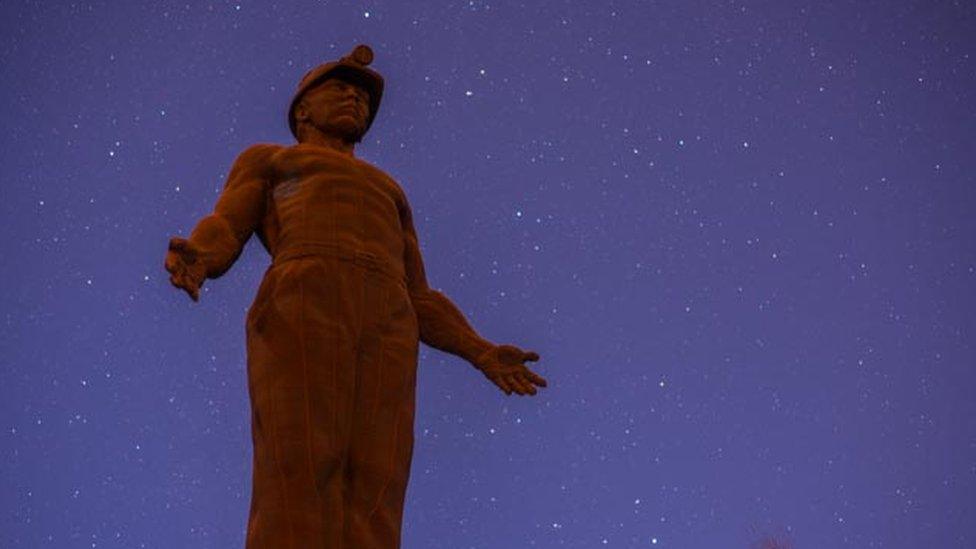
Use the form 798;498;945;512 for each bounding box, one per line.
244;257;367;548
344;271;420;549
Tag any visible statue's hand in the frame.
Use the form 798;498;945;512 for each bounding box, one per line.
474;344;546;396
165;237;206;302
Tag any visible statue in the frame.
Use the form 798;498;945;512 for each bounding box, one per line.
164;44;548;548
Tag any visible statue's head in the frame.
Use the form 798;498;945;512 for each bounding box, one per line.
293;75;372;144
288;44;384;143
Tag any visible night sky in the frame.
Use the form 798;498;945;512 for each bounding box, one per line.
3;1;975;547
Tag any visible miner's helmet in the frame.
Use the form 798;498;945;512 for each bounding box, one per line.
287;44;384;141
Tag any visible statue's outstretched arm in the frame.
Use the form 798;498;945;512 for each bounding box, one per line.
188;143;280;277
400;197;494;366
399;196;548;396
165;143;280;301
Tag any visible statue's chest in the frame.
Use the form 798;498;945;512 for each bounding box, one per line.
270;168;398;206
267;152;403;221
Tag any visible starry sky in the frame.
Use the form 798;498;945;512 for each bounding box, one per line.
2;1;975;547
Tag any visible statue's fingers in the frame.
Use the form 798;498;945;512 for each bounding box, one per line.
494;374;514;395
504;374;521;395
170;272;198;302
509;374;532;396
523;351;540;362
181;271;201;299
188;264;206;286
174;273;190;292
527;371;547;388
514;374;536;395
169;237;188;251
487;372;505;392
169;237;198;262
164;253;180;275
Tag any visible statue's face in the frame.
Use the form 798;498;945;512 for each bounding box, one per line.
295;77;371;142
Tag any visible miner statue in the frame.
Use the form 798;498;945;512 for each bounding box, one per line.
164;44;548;548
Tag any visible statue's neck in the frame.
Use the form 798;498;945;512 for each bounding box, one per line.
297;126;356;157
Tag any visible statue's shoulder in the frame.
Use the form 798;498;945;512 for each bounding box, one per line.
238;142;287;162
229;143;288;182
354;157;404;190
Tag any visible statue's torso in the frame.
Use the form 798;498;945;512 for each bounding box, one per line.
256;143;408;281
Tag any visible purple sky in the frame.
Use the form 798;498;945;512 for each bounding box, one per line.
2;1;975;547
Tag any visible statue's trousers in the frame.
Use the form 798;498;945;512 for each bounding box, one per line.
243;245;419;549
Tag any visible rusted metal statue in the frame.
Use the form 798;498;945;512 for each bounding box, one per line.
164;44;548;548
